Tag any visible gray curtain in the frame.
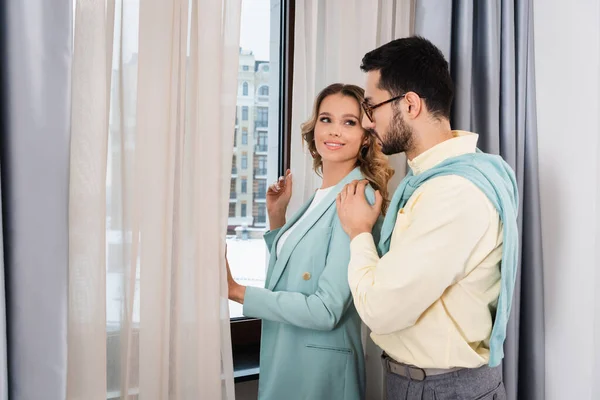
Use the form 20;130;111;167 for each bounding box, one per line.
414;1;545;400
1;0;72;399
0;3;8;399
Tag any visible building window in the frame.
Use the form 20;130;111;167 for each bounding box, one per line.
229;203;236;217
233;129;237;147
242;128;248;145
256;180;267;199
242;106;248;121
256;131;268;152
257;204;266;223
230;178;236;199
242;81;248;96
258;85;269;96
256;155;267;175
243;65;249;71
241;154;248;169
241;202;247;217
262;65;269;72
241;178;247;193
256;107;268;127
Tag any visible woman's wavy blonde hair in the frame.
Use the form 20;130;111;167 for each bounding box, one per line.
301;83;394;214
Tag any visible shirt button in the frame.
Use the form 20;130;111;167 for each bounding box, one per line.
302;272;311;281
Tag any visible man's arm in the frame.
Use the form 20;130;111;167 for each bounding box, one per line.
347;176;493;335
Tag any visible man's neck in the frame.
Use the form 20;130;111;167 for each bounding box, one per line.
406;120;454;161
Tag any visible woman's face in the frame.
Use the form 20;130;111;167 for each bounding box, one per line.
314;93;367;166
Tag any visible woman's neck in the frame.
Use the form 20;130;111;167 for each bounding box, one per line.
320;159;357;189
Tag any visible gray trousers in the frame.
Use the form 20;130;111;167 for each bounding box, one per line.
385;363;506;400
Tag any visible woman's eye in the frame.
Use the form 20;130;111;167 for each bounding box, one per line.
319;117;331;123
345;120;357;126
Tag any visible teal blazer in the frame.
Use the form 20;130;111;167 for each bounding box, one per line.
243;167;377;400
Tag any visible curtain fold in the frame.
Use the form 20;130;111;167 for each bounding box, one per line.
3;1;72;399
415;1;545;399
67;0;241;398
68;0;113;397
0;3;8;398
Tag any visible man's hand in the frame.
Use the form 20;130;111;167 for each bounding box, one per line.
336;180;382;240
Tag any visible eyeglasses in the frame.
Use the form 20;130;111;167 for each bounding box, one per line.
361;94;406;122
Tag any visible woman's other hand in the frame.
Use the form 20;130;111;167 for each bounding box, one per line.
266;169;292;229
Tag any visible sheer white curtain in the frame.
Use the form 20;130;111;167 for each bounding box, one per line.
288;0;414;215
68;0;241;398
289;1;414;399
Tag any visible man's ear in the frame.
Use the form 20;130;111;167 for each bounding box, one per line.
404;91;423;119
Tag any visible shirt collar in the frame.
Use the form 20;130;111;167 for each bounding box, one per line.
407;131;478;175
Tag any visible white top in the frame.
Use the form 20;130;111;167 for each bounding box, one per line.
276;186;334;257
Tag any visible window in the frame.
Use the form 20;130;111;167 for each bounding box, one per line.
102;0;292;390
233;129;237;147
256;180;267;199
256;155;267;175
256;107;268;127
242;81;248;96
256;131;268;152
242;128;248;145
230;178;237;199
258;85;269;97
256;204;266;223
227;0;293;380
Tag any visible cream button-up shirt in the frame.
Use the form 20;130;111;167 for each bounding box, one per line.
349;131;503;369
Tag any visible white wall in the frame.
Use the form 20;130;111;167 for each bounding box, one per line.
534;1;600;399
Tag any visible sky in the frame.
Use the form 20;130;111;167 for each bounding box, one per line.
239;0;272;61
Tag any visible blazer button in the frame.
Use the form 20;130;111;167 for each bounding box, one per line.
302;272;311;281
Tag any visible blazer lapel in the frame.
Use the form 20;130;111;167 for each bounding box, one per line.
267;167;364;290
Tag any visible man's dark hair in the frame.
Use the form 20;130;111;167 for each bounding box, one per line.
361;36;454;120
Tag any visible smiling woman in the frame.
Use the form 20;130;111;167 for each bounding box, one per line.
225;82;393;400
301;83;393;213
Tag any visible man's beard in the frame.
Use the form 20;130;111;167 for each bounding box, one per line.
380;110;414;156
